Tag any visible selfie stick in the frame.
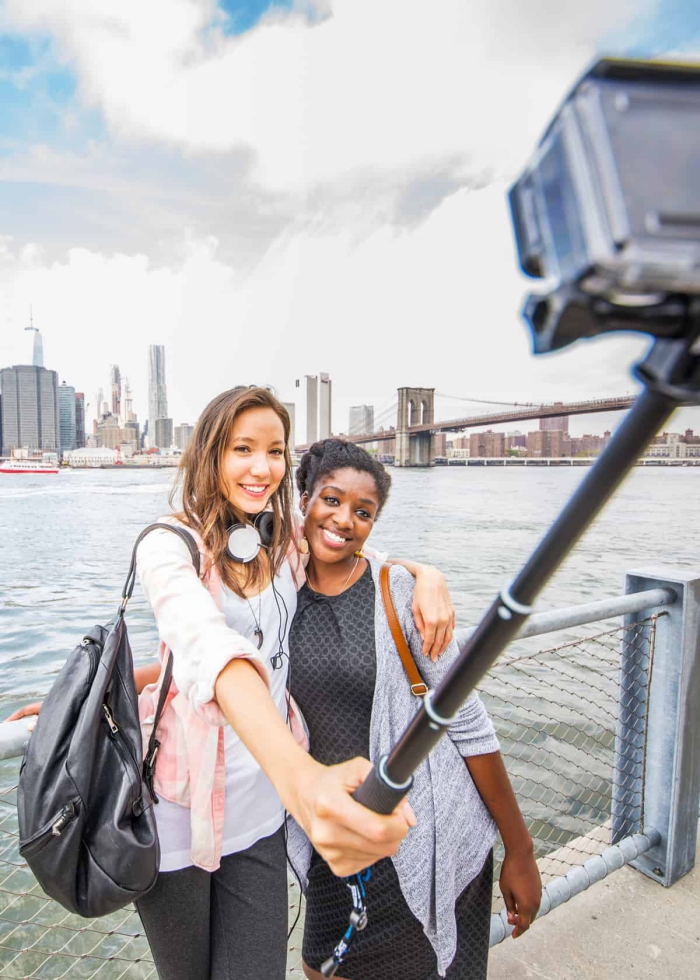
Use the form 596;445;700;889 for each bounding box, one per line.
351;322;700;819
319;319;700;977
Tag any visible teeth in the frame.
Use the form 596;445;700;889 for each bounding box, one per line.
323;529;346;544
241;485;266;494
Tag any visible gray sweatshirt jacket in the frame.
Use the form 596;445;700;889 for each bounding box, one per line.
286;559;499;976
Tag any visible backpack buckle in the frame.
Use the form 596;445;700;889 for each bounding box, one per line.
410;682;428;697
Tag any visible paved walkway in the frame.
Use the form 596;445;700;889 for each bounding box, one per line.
488;828;700;980
285;829;700;979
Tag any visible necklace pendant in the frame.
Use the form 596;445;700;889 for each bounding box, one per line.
254;627;264;650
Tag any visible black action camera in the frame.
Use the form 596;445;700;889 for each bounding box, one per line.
509;59;700;354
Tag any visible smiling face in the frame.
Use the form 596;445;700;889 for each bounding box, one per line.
220;406;287;516
301;467;381;564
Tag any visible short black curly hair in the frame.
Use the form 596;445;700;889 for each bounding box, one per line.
296;439;392;515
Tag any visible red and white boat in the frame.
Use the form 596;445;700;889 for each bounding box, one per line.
0;458;59;475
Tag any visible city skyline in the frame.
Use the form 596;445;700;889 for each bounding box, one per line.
1;5;700;441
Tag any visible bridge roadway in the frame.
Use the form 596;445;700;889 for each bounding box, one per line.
347;395;635;446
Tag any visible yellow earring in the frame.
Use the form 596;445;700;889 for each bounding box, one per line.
300;537;309;555
354;549;364;558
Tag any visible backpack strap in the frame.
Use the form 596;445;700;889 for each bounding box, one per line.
126;523;202;803
379;564;429;697
121;522;201;610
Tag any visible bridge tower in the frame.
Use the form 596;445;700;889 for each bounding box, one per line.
395;387;435;467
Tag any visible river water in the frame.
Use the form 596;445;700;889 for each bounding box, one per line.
0;465;698;715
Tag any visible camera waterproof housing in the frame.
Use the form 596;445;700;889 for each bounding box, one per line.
509;59;700;353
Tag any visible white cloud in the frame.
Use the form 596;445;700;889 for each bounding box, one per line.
3;0;699;440
1;0;657;191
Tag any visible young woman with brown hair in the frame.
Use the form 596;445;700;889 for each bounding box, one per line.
129;386;455;980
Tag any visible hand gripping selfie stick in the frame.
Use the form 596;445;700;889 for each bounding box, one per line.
321;58;700;976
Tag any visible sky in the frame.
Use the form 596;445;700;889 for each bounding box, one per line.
1;0;700;441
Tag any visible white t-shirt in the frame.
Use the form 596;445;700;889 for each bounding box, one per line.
156;560;298;872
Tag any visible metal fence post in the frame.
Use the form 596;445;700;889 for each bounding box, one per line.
615;567;700;886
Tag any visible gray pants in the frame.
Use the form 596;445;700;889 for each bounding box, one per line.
136;827;288;980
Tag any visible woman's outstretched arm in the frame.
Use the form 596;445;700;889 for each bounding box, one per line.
215;658;415;877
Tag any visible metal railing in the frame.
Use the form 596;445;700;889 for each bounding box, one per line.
1;565;698;975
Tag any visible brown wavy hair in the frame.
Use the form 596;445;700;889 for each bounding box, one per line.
170;386;296;597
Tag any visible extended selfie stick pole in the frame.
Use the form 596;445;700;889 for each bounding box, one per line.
352;324;700;817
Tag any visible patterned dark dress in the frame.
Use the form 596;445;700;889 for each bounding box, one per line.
288;566;492;980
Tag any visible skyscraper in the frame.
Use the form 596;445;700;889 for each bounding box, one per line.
148;345;168;438
24;309;44;368
58;382;77;453
110;365;122;419
0;365;58;455
303;375;318;445
174;423;194;452
75;393;86;448
319;373;332;440
282;403;296;451
349;405;374;436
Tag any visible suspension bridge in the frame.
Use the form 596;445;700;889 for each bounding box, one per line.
299;388;636;466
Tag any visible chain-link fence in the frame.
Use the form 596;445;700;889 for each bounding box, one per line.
0;615;658;978
477;616;657;911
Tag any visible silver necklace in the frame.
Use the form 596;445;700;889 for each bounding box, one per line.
246;592;263;649
308;555;361;596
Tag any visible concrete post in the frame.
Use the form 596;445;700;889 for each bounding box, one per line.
616;567;700;886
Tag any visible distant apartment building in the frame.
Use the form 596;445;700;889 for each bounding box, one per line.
469;430;504;458
453;436;470;450
155;418;174;450
58;381;77;453
97;413;121;450
570;433;604;456
174;423;194;452
376;427;396;456
540;405;569;432
349;405;374;436
75;392;86;448
0;364;59;455
123;421;141;451
527;430;572;457
281;403;296;451
434;433;447;456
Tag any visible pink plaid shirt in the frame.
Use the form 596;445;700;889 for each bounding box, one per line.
137;521;308;872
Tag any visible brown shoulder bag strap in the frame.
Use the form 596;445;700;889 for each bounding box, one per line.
379;564;428;697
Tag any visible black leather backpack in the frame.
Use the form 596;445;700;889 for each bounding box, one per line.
17;523;199;917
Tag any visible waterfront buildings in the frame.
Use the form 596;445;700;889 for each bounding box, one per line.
148;345;168;440
469;430;505;458
349;405;374;436
57;382;77;453
0;364;59;456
